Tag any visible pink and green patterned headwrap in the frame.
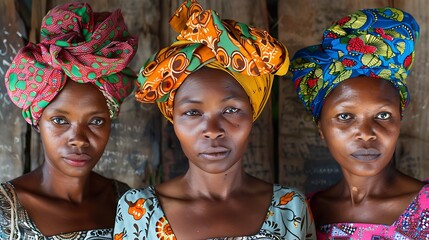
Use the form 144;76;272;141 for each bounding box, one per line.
5;2;138;125
289;7;419;121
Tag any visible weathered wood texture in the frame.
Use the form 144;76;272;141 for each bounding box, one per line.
393;0;429;181
0;0;28;182
278;0;429;193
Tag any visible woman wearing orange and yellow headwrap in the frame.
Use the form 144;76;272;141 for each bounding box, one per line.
114;1;315;239
135;0;289;122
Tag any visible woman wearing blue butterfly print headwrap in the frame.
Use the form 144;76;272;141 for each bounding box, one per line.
290;7;429;239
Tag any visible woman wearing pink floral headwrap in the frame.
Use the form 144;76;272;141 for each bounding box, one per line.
1;2;137;239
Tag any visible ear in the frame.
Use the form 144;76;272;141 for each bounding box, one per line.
316;121;324;140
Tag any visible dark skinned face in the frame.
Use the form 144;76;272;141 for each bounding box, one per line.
317;76;401;177
172;67;253;174
38;81;111;178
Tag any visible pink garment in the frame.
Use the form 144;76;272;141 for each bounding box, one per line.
315;184;429;239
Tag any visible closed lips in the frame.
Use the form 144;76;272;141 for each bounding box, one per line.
201;147;230;155
64;153;91;161
351;148;381;161
199;147;230;160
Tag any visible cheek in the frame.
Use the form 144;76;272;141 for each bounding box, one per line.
381;128;400;149
101;125;111;139
322;126;349;143
174;123;197;147
320;126;354;158
93;127;111;146
232;122;252;146
175;130;198;158
39;126;62;146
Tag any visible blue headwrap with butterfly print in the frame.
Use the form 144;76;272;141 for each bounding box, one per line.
289;7;419;120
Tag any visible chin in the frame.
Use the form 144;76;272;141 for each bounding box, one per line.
348;166;389;177
65;168;94;178
195;162;239;174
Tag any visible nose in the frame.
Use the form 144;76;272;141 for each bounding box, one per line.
68;124;90;148
202;115;225;139
355;119;376;141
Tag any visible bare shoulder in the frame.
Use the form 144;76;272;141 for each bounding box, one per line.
308;183;342;224
9;170;41;195
154;176;185;200
245;175;272;194
396;173;425;193
89;171;117;192
387;173;425;202
309;183;339;205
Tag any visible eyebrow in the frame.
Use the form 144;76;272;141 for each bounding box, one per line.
46;108;108;115
176;95;247;105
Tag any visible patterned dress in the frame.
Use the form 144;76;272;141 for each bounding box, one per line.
0;180;129;240
315;184;429;239
113;184;316;240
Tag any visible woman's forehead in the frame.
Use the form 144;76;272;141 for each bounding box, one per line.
175;68;248;103
325;77;401;105
183;68;245;91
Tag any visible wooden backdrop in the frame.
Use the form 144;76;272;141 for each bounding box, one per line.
0;0;28;182
1;0;428;193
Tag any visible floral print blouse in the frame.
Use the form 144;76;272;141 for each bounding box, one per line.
0;180;129;240
315;184;429;239
114;184;315;240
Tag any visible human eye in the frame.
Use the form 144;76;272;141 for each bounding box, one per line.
224;107;239;114
51;117;68;125
337;113;352;121
90;118;105;126
184;110;201;116
376;112;391;120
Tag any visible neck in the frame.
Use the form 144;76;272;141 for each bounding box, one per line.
339;163;397;205
183;162;249;200
36;162;92;204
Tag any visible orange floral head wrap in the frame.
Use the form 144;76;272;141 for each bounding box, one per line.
5;2;137;125
135;0;289;122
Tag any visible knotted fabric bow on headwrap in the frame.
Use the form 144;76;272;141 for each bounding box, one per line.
289;7;419;120
5;2;138;125
135;0;289;122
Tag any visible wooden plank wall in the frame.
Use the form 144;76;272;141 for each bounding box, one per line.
0;0;28;182
1;0;428;193
394;0;429;182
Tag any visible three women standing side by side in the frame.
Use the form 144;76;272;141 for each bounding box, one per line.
290;7;429;239
2;2;137;239
114;0;315;239
3;1;428;240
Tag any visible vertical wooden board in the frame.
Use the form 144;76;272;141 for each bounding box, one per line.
278;0;390;193
392;0;429;180
0;0;28;182
39;0;163;188
160;0;274;182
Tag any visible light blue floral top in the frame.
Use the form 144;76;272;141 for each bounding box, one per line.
114;184;315;239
